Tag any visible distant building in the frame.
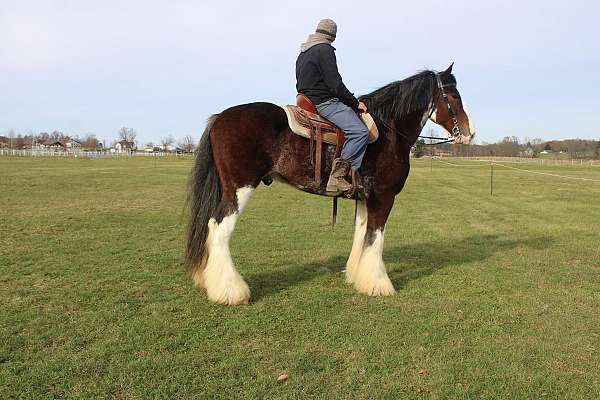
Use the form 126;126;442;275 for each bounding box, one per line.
143;145;161;153
0;136;9;148
43;139;67;149
519;147;534;157
66;138;82;148
115;140;136;152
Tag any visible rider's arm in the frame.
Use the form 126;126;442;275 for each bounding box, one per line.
317;46;360;111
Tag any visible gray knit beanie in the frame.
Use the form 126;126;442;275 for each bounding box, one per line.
316;19;337;39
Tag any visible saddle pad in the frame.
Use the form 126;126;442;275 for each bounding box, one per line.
282;105;378;145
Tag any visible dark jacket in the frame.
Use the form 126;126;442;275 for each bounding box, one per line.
295;43;359;111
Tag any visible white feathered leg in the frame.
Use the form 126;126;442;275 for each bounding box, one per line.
200;187;254;305
346;200;367;284
352;228;396;296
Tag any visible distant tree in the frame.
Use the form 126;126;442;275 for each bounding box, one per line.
178;135;196;153
160;135;174;151
14;134;25;149
145;142;154;148
8;129;15;149
118;127;137;143
49;130;65;140
413;139;425;158
497;136;521;156
595;141;600;160
81;134;99;150
544;143;552;151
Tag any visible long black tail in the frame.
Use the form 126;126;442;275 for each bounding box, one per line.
185;115;222;275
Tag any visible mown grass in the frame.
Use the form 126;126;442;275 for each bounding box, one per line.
1;156;599;399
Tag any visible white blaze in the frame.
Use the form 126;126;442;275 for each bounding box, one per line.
462;103;476;136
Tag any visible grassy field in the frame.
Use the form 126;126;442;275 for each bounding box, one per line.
1;156;600;399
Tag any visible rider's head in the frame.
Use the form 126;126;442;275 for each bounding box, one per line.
316;19;337;43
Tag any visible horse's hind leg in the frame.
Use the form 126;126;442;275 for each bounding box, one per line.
351;193;396;296
202;185;255;305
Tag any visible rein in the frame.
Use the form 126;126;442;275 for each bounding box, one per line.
419;136;455;146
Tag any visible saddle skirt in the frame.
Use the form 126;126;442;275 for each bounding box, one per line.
281;105;379;145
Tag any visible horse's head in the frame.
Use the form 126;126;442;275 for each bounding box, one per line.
429;64;475;144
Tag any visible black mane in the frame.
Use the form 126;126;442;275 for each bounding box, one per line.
360;70;449;124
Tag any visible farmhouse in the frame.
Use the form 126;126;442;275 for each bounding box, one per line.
115;140;136;152
43;139;67;149
519;147;534;157
66;138;82;148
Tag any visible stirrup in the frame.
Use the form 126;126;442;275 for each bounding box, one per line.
344;169;364;198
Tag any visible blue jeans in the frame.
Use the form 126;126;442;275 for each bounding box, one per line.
316;99;369;171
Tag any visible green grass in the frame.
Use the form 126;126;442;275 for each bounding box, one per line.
1;156;600;399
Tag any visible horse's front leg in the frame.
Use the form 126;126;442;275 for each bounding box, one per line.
345;199;367;284
350;193;396;296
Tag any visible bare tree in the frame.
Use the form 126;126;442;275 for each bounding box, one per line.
118;127;137;143
50;130;65;140
160;135;174;151
8;129;15;149
178;135;196;153
81;134;99;150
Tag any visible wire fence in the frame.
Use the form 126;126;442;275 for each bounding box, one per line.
443;155;600;166
419;156;600;191
490;162;600;183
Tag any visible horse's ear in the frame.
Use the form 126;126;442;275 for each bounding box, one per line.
443;62;454;75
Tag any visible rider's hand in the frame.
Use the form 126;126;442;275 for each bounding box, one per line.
358;101;367;113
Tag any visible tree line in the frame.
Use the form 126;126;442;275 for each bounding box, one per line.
413;131;600;159
0;127;197;153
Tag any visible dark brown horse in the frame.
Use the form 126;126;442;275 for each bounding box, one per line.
186;64;475;305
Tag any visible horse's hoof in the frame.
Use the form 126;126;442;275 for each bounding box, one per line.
353;276;396;297
207;285;251;306
203;268;251;305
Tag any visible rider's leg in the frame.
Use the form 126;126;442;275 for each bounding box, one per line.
316;99;369;192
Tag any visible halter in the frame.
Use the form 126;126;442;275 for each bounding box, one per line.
365;72;463;146
434;73;461;137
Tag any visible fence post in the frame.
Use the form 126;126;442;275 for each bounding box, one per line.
490;162;494;196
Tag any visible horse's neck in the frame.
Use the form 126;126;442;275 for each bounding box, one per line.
392;108;429;147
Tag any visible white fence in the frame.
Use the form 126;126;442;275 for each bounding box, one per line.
0;149;191;158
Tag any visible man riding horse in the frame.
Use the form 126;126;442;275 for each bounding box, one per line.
186;23;475;304
296;18;368;195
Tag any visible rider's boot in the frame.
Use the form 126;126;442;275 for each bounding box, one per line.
326;158;353;194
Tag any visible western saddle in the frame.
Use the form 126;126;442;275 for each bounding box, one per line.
282;94;378;189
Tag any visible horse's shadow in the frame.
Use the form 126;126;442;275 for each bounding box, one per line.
246;233;552;302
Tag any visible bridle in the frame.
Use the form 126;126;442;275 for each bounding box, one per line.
364;72;464;146
433;73;462;137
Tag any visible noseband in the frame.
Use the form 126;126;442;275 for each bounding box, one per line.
434;73;461;137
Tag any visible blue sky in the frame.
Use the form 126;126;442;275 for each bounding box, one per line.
1;0;599;145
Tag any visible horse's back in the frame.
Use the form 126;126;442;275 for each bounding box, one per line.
217;102;288;132
207;102;292;183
